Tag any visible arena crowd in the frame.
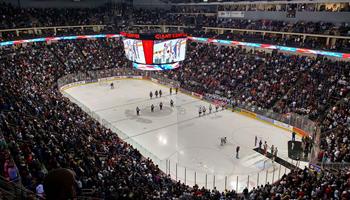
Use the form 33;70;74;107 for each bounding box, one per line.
0;2;350;200
0;36;349;199
1;2;350;52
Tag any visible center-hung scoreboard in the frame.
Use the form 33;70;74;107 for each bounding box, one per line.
121;32;187;71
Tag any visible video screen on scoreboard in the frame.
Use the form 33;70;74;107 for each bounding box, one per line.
153;38;187;64
133;62;180;71
123;39;146;64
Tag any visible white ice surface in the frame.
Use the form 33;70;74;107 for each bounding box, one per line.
63;79;303;192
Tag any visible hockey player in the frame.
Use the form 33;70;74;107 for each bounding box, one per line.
110;82;114;89
271;144;275;155
215;104;219;112
155;90;159;98
259;140;262;149
150;91;153;99
209;104;212;113
170;99;174;107
159;90;162;97
175;87;178;94
170;87;172;95
220;137;227;146
202;106;206;115
274;147;278;160
236;146;240;159
151;104;155;112
159;102;163;110
136;106;140;116
263;141;268;155
198;106;202;117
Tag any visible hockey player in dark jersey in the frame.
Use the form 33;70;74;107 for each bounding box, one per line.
136;106;140;116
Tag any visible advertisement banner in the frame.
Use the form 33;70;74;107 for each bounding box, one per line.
257;115;274;124
85;79;98;84
180;88;192;96
274;120;294;131
205;93;233;105
60;81;86;91
151;78;159;83
293;127;309;137
240;109;257;119
218;11;244;18
192;92;203;99
98;77;115;82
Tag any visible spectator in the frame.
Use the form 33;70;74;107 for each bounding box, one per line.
44;168;77;200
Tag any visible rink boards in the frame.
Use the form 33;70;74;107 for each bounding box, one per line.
61;76;304;136
60;76;303;192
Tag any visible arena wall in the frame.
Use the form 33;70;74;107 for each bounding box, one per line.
133;0;171;9
2;0;120;8
220;11;350;23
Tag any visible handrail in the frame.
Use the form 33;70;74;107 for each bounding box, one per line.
133;24;350;39
0;24;106;33
168;12;217;16
202;26;350;39
1;23;349;41
173;0;350;6
0;125;23;191
0;113;44;199
0;175;44;200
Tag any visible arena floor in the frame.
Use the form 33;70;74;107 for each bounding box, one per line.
62;79;302;192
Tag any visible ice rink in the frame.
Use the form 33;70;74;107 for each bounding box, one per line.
62;79;300;192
